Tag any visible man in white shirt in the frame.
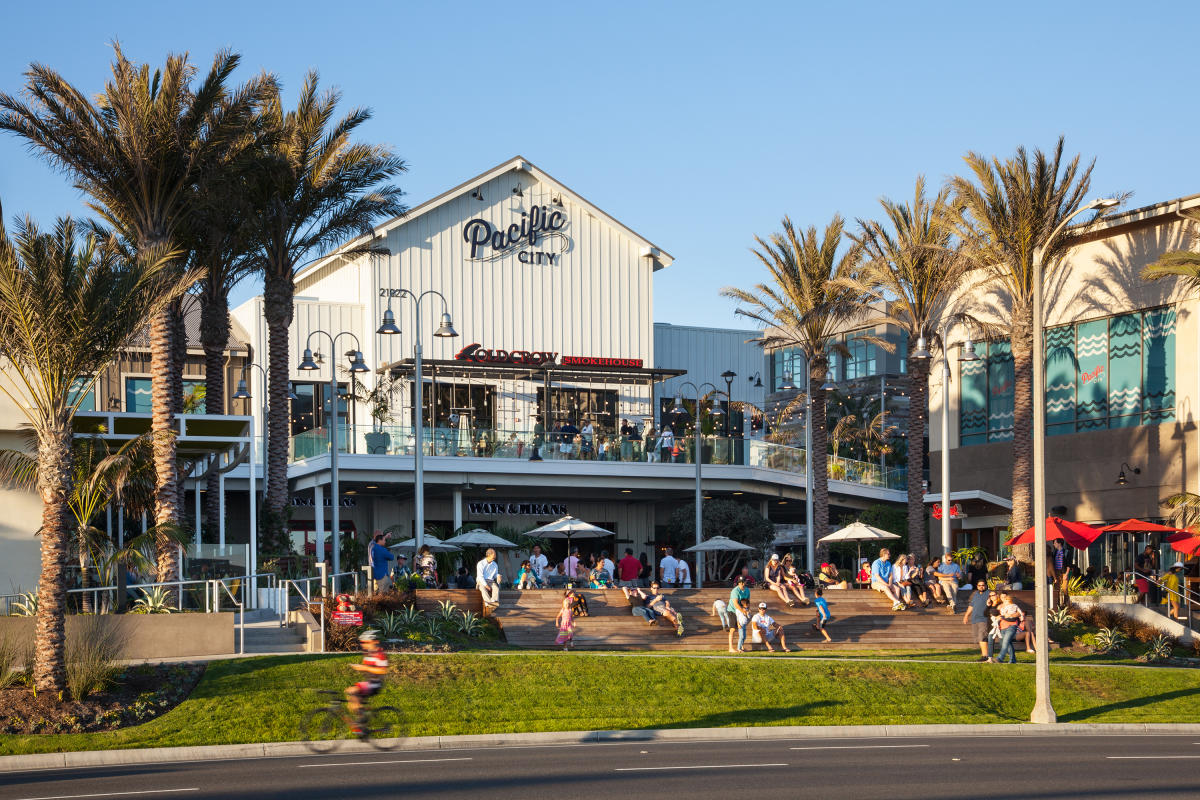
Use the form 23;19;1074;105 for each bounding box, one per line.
751;602;791;653
529;544;549;585
600;550;616;577
675;558;692;588
659;547;679;587
476;548;503;609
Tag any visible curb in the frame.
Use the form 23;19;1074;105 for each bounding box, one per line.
6;722;1200;772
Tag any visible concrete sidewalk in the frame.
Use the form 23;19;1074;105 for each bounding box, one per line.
5;722;1200;772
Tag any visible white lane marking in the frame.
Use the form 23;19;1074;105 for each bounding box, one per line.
615;763;787;771
1106;755;1200;760
15;789;198;800
790;744;930;751
300;757;473;768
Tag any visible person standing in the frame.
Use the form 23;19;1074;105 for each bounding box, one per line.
675;558;692;588
812;588;833;643
529;544;549;587
727;575;752;652
619;418;634;461
617;548;641;588
476;548;503;610
555;593;576;651
994;591;1025;664
659;547;679;587
656;426;674;464
369;532;395;593
1164;561;1186;620
962;580;993;662
564;548;581;583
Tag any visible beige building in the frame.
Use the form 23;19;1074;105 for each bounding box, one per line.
927;195;1200;568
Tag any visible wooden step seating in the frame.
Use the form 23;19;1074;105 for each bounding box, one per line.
492;587;992;651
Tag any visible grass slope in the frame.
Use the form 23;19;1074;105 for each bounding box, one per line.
3;653;1198;756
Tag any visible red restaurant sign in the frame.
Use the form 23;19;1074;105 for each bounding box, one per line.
561;356;644;368
454;343;644;369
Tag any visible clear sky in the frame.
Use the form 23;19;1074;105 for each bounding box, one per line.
0;1;1196;329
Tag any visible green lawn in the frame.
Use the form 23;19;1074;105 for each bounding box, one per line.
3;652;1199;756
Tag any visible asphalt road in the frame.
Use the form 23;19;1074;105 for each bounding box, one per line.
4;734;1200;800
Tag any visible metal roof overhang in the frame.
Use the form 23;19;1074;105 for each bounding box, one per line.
382;358;684;386
922;489;1013;512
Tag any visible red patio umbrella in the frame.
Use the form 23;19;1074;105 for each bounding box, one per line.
1004;517;1104;550
1167;531;1200;556
1100;519;1190;534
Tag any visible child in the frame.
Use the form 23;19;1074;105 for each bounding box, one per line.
555;592;576;650
712;598;731;630
345;629;388;732
811;588;833;643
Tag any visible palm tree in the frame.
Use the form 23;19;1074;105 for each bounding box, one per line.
849;177;971;562
947;138;1095;557
0;433;154;613
723;215;871;546
0;45;274;584
0;212;187;695
244;73;406;555
1143;209;1200;530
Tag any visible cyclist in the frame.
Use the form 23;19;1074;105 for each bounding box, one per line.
345;629;388;732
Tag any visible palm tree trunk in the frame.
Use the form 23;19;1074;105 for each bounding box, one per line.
1010;310;1034;563
263;269;294;556
809;364;830;563
906;340;930;564
171;300;188;534
34;423;73;695
150;306;181;585
79;540;93;614
200;291;228;538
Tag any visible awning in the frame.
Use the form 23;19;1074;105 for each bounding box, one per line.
73;410;251;457
382;357;684;386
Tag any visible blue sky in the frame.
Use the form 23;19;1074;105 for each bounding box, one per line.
0;1;1195;329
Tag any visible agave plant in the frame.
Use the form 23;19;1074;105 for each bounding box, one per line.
1047;605;1075;630
1065;576;1094;597
421;616;446;642
131;586;174;614
1142;633;1174;664
397;606;423;630
436;600;460;625
11;591;38;617
374;611;407;641
455;611;483;638
1092;626;1127;655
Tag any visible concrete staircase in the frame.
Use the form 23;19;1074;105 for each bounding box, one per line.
241;608;307;654
492;588;982;651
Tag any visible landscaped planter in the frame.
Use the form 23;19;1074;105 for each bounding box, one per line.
0;612;235;660
1071;594;1138;606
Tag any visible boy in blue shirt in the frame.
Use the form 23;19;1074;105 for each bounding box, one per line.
811;588;832;642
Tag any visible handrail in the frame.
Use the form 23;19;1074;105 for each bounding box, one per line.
213;572;278;610
277;575;321;628
281;578;323;654
68;577;215;613
1128;569;1195;625
210;579;245;655
326;570;359;596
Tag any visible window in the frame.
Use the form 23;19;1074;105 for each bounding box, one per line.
68;376;96;411
125;377;151;413
960;307;1176;445
771;347;804;392
844;332;877;380
183;379;206;414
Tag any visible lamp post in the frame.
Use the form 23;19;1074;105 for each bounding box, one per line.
672;382;722;588
232;366;297;594
913;325;979;555
376;288;458;552
721;370;737;438
297;333;370;575
1027;196;1119;724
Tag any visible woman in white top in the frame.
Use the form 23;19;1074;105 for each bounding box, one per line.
894;555;913;607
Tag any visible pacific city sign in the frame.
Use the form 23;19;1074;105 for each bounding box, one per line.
463;205;569;264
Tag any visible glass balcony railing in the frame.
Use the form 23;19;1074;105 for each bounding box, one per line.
287;425;907;491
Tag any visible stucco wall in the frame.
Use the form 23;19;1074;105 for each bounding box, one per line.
0;612;236;661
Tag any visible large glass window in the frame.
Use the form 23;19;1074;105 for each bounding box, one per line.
771;347;805;392
290;381;348;434
125;377;151;413
844;332;877;380
960;307;1176;445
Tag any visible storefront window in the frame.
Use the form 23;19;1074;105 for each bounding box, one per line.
290;381;348;434
960;306;1176;445
537;387;618;433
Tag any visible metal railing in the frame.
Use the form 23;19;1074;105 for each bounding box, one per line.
280;578;324;654
7;573;280;617
1129;570;1197;627
326;570;359;596
211;579;244;655
290;424;907;491
65;578;215;614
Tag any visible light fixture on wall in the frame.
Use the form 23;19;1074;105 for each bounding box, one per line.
748;371;763;388
512;183;523;197
551;194;564;207
1115;462;1141;486
470;189;484;201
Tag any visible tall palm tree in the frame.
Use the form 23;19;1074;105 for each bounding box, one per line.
0;212;187;695
849;177;971;562
1143;209;1200;529
0;433;154;613
0;45;273;583
723;215;871;547
948;138;1094;557
244;73;406;555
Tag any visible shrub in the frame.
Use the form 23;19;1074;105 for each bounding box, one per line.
375;611;407;642
66;615;125;699
454;611;483;638
1047;605;1075;630
12;591;37;616
436;600;460;625
0;635;21;689
131;586;174;614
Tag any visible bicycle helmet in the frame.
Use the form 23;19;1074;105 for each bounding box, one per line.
358;629;379;642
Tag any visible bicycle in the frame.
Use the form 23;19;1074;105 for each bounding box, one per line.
300;689;404;753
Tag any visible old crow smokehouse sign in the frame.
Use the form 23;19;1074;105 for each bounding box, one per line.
463;205;568;264
454;344;644;369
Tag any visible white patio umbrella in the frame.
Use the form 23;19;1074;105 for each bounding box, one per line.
683;536;754;552
443;529;519;549
526;516;613;576
818;521;901;568
389;534;462;553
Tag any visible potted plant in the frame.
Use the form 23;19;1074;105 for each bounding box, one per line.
350;372;404;454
